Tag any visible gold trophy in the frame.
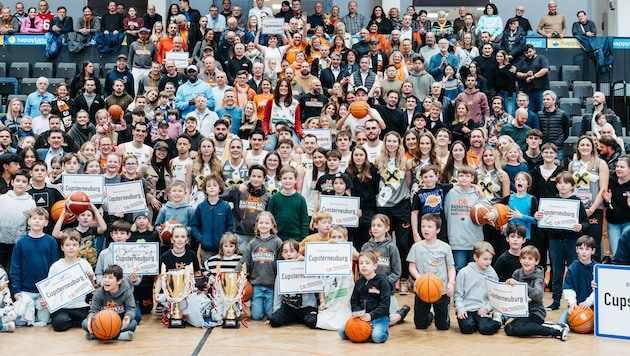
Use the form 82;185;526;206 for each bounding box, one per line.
215;264;246;328
162;263;193;328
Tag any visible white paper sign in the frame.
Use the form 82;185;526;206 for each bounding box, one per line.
36;263;94;313
110;242;160;275
595;264;630;339
261;18;285;35
277;260;324;294
105;181;147;214
319;196;360;227
62;174;105;204
165;51;190;68
537;198;580;230
304;242;353;276
485;279;529;317
303;129;332;150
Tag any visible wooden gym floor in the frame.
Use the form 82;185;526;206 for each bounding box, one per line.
4;292;627;356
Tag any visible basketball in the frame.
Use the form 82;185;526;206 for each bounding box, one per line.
108;105;123;120
159;220;181;243
470;203;493;226
415;273;444;304
344;317;372;343
91;310;122;340
349;101;369;118
50;200;77;224
66;191;91;215
492;203;511;227
568;308;594;333
242;281;253;302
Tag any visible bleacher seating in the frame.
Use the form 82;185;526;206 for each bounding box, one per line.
56;63;77;82
548;65;558;81
559;98;582;117
9;62;30;80
0;63;6;78
33;62;54;79
549;81;570;99
571;116;582;136
561;65;582;85
572;81;594;103
19;78;38;95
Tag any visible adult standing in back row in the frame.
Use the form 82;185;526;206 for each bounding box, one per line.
512;44;549;114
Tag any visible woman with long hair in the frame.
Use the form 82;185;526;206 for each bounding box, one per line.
330;34;349;61
1;98;24;134
239;101;262;139
188;138;222;208
301;147;328;218
150;21;165;46
166;4;181;27
330;5;341;26
123;6;144;43
140;142;173;215
253;78;274;121
406;132;441;192
568;135;609;261
450;102;474;147
603;155;630;259
192;29;217;65
441;64;463;101
70;60;103;97
346;145;379;250
468;61;487;94
222;138;249;189
388;7;402;31
20;7;43;33
494;50;517;116
370;6;393;34
19;146;39;172
455;32;479;78
262;78;302;150
375;131;411;283
263;150;283;195
442;140;469;183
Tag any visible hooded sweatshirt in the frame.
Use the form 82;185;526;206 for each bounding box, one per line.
456;87;489;125
512;265;546;321
454;261;498;313
88;279;137;322
361;237;401;290
0;190;36;244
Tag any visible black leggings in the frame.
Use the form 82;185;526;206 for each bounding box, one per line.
270;304;317;328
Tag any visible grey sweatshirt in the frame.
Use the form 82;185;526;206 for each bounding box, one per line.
454;262;498;313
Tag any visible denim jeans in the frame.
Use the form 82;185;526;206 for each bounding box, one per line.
453;250;474;273
497;91;516;116
549;238;577;302
339;315;389;343
264;130;301;151
82;316;137;336
607;222;630;258
251;285;274;320
527;89;544;113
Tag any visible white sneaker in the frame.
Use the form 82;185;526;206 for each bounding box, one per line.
33;321;48;327
2;322;15;332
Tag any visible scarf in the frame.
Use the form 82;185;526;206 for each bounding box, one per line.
56;99;69;113
248;183;266;197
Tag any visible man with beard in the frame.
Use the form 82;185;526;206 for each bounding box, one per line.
212;119;231;159
294;62;317;94
500;108;531;150
513;44;549;113
466;128;486;168
157;22;179;63
74;78;105;124
104;53;134;98
157;60;187;91
406;54;434;100
375;90;406;138
419;32;439;66
299;79;328;123
320;52;349;97
128;27;157;96
216;89;243;135
362;118;383;164
581;91;621;135
104;79;134;112
175;65;215;118
476;43;496;97
456;75;489;127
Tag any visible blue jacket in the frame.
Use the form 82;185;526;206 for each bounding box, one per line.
190;198;234;252
104;68;135;98
428;53;459;80
175;80;216;118
155;201;195;228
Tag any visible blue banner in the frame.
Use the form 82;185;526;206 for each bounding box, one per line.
613;38;630;49
526;37;547;49
2;34;48;45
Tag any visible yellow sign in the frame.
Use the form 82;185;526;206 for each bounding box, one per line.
547;38;581;49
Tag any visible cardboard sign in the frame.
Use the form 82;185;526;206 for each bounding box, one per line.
485;279;529;317
105;181;147;214
36;263;94;313
304;242;353;276
62;174;105;203
277;260;324;294
110;242;160;275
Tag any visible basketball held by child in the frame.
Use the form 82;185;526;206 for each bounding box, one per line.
51;200;77;224
159;220;181;243
470;203;493;226
415;273;444;304
344;317;372;343
91;310;122;340
242;282;253;302
349;101;369;118
66;191;91;215
492;203;510;227
568;307;594;333
107;105;123;120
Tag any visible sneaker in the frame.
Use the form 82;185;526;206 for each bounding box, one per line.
155;305;163;314
558;322;569;341
546;302;560;311
400;278;409;295
117;331;134;341
33;321;48;327
396;305;411;323
86;333;96;340
427;311;434;325
492;311;503;325
602;256;612;264
2;322;15;332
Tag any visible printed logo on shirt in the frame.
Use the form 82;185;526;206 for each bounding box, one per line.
368;286;381;294
253;247;276;264
374;251;390;269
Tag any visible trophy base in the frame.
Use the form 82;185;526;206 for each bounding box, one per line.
168;319;186;328
222;319;239;329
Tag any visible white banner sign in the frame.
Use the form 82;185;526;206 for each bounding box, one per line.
36;263;94;313
537;198;580;230
304;242;353;276
110;242;160;275
62;174;104;203
595;264;630;339
485;279;529;317
105;181;147;214
261;18;285;35
165;51;190;68
303;129;332;150
319;196;360;227
277;260;324;294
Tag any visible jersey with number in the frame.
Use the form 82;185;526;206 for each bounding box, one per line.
222;159;249;187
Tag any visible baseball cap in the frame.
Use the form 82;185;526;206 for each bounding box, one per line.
158;120;169;127
154;140;169;150
138;27;150;33
117;53;128;61
186;65;198;72
354;86;368;94
40;100;51;106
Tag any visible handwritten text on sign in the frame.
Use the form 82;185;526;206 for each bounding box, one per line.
111;242;160;275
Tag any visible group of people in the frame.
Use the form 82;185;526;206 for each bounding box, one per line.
0;0;626;345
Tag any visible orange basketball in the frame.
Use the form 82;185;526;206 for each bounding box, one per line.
159;220;181;243
568;307;594;333
91;310;122;340
50;200;77;224
108;105;124;120
349;101;369;118
344;317;372;343
492;203;510;227
66;191;91;215
242;281;253;302
470;203;493;226
415;273;444;304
